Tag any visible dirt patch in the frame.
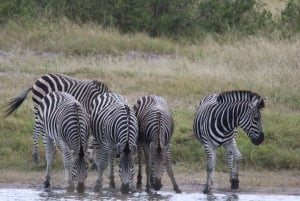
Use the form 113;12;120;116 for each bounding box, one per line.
0;168;299;195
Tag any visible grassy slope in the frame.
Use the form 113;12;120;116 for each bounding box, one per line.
0;18;299;172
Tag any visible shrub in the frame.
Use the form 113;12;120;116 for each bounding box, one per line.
279;0;300;36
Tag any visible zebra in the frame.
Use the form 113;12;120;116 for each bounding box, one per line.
90;92;138;194
33;91;90;192
133;95;181;193
193;90;265;194
3;73;109;163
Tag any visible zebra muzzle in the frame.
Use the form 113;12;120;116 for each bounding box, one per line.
120;183;130;194
251;132;264;145
151;177;162;191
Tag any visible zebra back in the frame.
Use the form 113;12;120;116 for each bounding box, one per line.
33;73;109;114
3;73;109;117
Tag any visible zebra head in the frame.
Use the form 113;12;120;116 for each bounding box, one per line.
240;97;265;145
118;141;136;194
149;112;167;191
149;140;167;191
71;144;88;192
118;104;138;194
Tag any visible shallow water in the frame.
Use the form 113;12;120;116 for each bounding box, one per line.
0;188;299;201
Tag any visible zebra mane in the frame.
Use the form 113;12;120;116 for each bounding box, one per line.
91;80;109;92
217;90;264;106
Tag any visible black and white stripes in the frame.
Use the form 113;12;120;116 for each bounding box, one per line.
134;95;181;193
193;90;265;193
33;91;89;192
3;73;109;163
90;93;138;194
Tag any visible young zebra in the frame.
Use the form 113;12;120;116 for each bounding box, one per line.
3;73;109;163
134;95;181;193
193;90;265;194
33;91;90;192
90;93;138;194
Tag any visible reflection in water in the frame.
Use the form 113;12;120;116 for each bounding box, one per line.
0;188;299;201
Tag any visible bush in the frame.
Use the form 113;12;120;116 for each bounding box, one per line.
194;0;273;35
279;0;300;36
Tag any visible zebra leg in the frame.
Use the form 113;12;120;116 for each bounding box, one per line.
94;146;109;192
136;145;143;189
224;139;242;190
232;140;242;190
60;144;74;192
109;150;116;190
32;116;40;164
165;148;181;193
43;137;54;189
143;147;152;193
203;145;216;194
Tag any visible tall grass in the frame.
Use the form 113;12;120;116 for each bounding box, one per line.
0;19;299;171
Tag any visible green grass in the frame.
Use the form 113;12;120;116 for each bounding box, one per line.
0;19;299;172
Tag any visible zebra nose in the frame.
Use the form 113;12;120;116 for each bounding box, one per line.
251;132;264;145
120;183;130;194
151;177;162;191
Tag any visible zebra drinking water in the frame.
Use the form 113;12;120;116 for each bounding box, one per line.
193;90;265;194
3;73;109;163
134;95;181;193
90;93;138;194
33;91;90;192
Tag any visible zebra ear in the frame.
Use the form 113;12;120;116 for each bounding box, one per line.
250;99;258;109
251;98;265;109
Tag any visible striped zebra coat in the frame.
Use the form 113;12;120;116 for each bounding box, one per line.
33;91;90;192
134;95;181;193
3;73;109;163
193;90;265;194
90;93;138;194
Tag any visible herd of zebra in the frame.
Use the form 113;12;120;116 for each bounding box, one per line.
3;73;265;194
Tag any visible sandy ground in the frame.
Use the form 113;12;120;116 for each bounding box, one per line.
0;167;299;195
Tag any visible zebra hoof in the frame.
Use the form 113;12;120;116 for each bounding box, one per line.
203;185;211;194
231;179;239;190
120;183;130;194
109;181;116;189
77;183;85;193
44;180;50;189
174;185;182;193
94;183;103;192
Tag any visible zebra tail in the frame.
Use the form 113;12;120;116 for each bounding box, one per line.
79;144;85;160
2;87;32;117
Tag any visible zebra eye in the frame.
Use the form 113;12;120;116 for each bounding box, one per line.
253;116;259;122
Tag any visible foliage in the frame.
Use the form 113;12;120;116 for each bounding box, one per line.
279;0;300;36
195;0;273;35
0;0;291;38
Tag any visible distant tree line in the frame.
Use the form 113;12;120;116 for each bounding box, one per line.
0;0;300;38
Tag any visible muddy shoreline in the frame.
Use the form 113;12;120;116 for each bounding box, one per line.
0;169;299;195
